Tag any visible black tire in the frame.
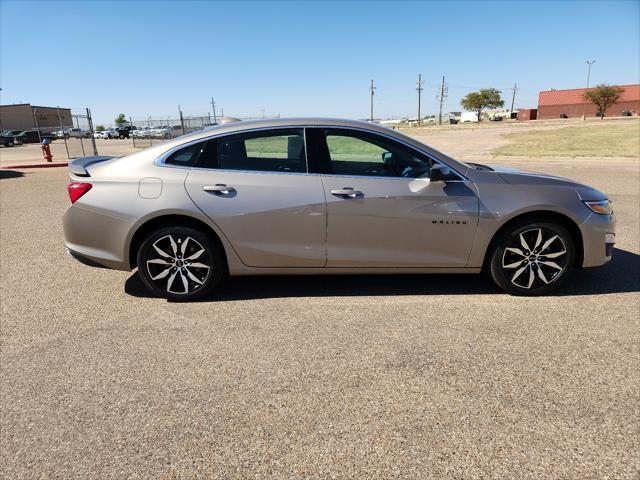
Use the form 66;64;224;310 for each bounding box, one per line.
136;226;224;301
489;220;575;296
5;140;14;147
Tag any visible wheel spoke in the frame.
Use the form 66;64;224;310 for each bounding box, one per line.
186;249;205;261
537;264;550;284
188;262;210;269
540;260;563;270
527;265;535;288
519;233;531;252
539;235;558;254
533;229;543;250
505;247;526;257
511;265;527;283
184;268;204;285
179;271;189;293
153;244;172;259
503;259;525;269
166;270;178;292
542;250;566;259
151;267;172;281
168;235;178;257
147;258;172;265
180;237;190;256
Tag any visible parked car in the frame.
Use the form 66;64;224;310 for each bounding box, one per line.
14;130;56;144
133;127;152;139
60;128;91;139
117;125;134;139
98;128;119;139
63;118;615;300
2;130;25;145
152;125;184;139
0;134;16;147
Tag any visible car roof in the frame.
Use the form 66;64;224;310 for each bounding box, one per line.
173;117;417;147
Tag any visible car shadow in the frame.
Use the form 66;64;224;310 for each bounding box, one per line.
0;170;25;179
124;247;639;301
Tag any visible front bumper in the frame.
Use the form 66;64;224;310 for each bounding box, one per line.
580;212;616;267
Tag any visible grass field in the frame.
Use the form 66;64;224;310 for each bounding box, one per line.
493;123;640;157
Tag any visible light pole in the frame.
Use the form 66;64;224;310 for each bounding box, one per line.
582;60;596;120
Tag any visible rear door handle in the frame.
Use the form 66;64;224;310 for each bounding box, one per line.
331;187;364;199
203;184;236;195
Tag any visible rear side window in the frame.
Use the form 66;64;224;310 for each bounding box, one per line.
165;141;206;166
217;129;306;173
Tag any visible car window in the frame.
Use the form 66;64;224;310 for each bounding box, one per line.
165;141;206;166
324;129;431;178
217;128;306;173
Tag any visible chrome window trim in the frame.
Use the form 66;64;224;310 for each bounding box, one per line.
154;124;469;181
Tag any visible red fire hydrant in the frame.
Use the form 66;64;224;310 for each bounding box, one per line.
41;138;53;163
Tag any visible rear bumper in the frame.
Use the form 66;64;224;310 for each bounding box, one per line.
63;204;132;271
580;212;616;267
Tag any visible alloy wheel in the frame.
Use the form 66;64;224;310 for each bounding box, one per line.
501;228;568;290
145;234;211;295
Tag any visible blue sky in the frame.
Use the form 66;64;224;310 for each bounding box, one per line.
1;0;638;125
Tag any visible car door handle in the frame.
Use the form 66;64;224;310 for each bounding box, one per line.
203;184;236;195
331;188;364;199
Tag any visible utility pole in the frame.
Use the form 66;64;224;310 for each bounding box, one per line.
416;73;424;125
210;97;217;124
582;60;596;120
369;79;376;122
437;76;448;125
510;83;517;118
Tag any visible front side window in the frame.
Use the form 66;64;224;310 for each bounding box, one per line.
217;128;306;173
324;129;432;178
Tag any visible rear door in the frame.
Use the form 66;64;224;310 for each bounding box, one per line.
307;128;478;268
183;128;327;267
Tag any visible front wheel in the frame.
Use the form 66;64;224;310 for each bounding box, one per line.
136;226;224;301
489;221;575;296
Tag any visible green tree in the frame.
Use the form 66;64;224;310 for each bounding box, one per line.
114;113;127;126
583;84;625;119
95;125;105;132
460;88;504;122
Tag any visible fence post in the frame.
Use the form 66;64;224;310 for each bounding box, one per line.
130;116;136;148
87;108;98;156
180;109;185;135
75;115;86;157
32;107;42;145
57;106;70;160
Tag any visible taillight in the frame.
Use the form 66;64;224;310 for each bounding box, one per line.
67;182;92;204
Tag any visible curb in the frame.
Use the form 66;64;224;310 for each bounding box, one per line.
0;162;68;170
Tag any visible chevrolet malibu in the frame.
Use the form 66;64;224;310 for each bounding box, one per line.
63;118;615;300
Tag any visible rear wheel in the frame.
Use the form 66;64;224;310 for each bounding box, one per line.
136;226;224;301
489;221;575;296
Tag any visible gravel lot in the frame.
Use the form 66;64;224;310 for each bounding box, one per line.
1;149;638;477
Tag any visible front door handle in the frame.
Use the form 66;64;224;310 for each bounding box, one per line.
331;187;364;199
203;184;236;195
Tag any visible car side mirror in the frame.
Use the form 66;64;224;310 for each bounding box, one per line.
429;164;452;182
382;152;393;163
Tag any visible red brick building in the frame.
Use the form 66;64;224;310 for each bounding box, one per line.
537;84;640;119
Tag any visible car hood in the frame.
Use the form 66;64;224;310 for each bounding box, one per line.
481;164;608;201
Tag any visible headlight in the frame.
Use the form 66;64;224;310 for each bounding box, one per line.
583;199;613;215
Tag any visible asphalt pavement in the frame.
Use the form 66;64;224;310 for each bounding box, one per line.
0;157;638;479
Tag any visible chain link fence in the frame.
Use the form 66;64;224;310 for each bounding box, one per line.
127;112;280;148
0;105;98;160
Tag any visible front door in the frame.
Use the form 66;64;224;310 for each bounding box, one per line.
184;128;326;267
308;128;478;268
